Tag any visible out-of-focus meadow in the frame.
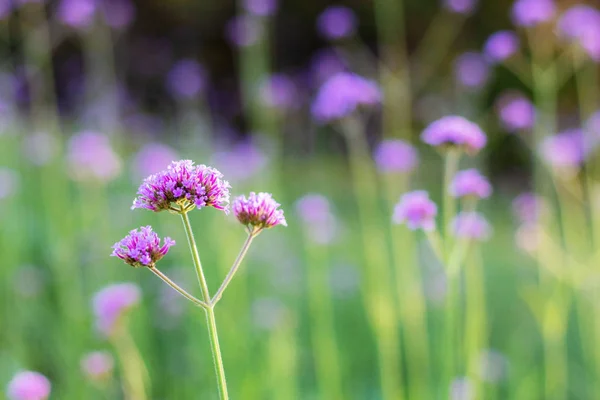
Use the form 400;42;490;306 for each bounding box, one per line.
1;0;600;398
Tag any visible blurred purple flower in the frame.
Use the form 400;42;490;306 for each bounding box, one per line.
374;139;419;173
132;143;179;182
454;52;490;89
483;31;520;63
540;129;587;169
22;132;58;166
452;212;492;240
226;15;261;47
478;349;509;383
421;115;487;154
81;351;114;381
557;5;600;61
295;194;339;244
495;92;536;132
211;140;268;182
393;190;438;231
67;131;121;183
450;377;473;400
587;110;600;136
243;0;277;17
512;192;547;224
310;49;348;85
0;168;19;199
450;169;492;199
317;6;357;40
311;72;381;123
233;192;287;230
92;283;141;336
111;226;175;268
132;160;230;213
0;1;12;19
57;0;96;29
259;74;299;110
166;59;207;100
6;371;50;400
443;0;477;15
100;0;135;29
511;0;555;27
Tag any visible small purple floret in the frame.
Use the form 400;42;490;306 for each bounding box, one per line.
557;5;600;61
233;192;287;230
454;52;490;89
81;351;114;381
483;31;519;63
6;371;50;400
496;92;536;132
450;169;492;199
452;212;491;240
421;115;487;154
393;190;438;231
111;226;175;268
93;283;140;336
317;6;357;40
132;160;230;213
373;139;419;173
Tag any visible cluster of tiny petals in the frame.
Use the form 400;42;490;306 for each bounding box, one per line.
393;190;438;231
132;160;230;213
452;212;492;240
233;192;287;230
421;116;487;154
6;371;51;400
450;169;492;199
111;226;174;268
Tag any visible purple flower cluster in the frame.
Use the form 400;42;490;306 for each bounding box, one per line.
6;371;50;400
111;226;175;268
373;139;419;174
454;52;490;89
557;5;600;61
81;351;114;381
539;129;587;169
93;283;141;336
166;60;207;100
57;0;96;29
483;31;520;63
452;212;491;240
450;169;492;199
495;92;536;132
421;116;487;154
317;6;357;40
511;0;555;27
226;15;262;48
243;0;278;17
233;192;287;230
311;72;381;123
393;191;438;231
443;0;477;14
132;160;230;213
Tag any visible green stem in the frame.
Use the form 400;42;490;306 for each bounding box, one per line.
180;212;229;400
148;267;208;309
443;150;461;254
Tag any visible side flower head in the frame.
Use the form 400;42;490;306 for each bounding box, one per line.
393;190;438;231
452;212;492;241
6;371;51;400
539;129;587;169
81;351;114;382
483;31;520;63
316;6;357;40
421;115;487;154
450;169;492;199
93;283;141;336
132;160;230;213
511;0;555;27
233;192;287;231
454;52;490;90
373;139;419;174
495;92;536;132
111;226;175;268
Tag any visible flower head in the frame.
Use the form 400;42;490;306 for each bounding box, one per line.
557;5;600;61
6;371;50;400
393;190;438;231
373;139;419;173
57;0;96;29
450;169;492;199
495;92;536;132
511;0;555;27
243;0;278;17
92;283;140;336
233;192;287;231
454;52;490;89
483;31;520;63
443;0;477;14
166;59;206;100
317;6;357;40
226;15;262;47
81;351;114;382
311;72;381;123
111;226;175;268
513;192;547;224
132;160;230;213
452;212;492;240
421;116;487;154
539;129;587;169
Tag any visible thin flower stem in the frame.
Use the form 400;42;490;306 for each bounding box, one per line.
211;232;256;307
148;267;209;310
443;149;461;256
179;211;229;400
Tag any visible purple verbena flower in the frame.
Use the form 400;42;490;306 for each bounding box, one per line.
233;192;287;231
132;143;179;182
6;371;50;400
495;92;536;132
557;5;600;61
316;6;357;40
373;139;419;173
111;226;175;268
449;169;492;199
454;52;490;89
421;115;487;154
539;129;587;169
132;160;230;213
452;212;492;240
393;190;438;231
311;72;381;123
295;194;338;244
226;15;262;47
483;31;520;63
512;192;547;224
81;351;114;381
166;59;206;100
57;0;96;29
511;0;555;27
443;0;477;15
67;131;122;183
243;0;278;17
92;283;140;336
259;74;299;110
